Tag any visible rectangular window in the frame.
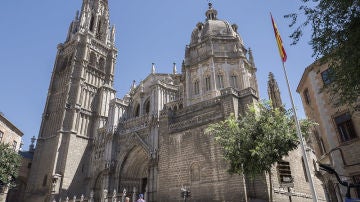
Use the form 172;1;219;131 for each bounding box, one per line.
205;77;211;91
303;88;311;105
13;140;17;150
334;113;357;142
277;160;293;184
230;75;238;88
217;74;224;89
321;68;333;85
0;131;3;142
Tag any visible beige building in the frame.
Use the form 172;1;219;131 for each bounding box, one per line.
0;113;24;202
0;113;23;151
6;137;35;202
297;61;360;201
24;1;326;201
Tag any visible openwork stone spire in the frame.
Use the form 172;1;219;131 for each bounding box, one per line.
267;72;283;109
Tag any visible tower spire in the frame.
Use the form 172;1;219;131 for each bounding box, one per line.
248;48;255;67
267;72;283;109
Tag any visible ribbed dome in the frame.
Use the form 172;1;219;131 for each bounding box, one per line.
191;20;240;44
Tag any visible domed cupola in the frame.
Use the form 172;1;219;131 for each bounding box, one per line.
183;3;259;106
187;3;246;61
190;4;242;46
205;3;218;20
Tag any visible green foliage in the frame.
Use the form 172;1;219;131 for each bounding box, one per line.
286;0;360;105
205;101;316;178
0;143;21;188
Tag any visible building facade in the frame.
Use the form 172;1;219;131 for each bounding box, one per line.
297;61;360;201
25;1;326;201
6;137;35;202
0;113;24;202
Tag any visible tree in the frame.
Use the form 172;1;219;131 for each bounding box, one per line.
205;101;315;178
286;0;360;105
0;143;21;189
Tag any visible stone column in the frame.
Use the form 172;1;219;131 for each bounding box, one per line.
132;187;137;202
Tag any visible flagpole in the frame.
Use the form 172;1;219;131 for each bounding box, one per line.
281;61;318;202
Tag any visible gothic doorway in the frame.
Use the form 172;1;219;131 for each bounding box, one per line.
118;146;149;199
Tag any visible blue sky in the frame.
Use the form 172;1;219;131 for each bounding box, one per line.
0;1;314;149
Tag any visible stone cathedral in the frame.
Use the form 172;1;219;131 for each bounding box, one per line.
25;1;326;202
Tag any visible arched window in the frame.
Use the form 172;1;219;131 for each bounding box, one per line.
145;100;150;114
230;74;238;88
190;163;200;182
89;15;95;32
194;80;200;95
134;104;140;117
205;76;211;91
217;74;224;89
96;19;102;40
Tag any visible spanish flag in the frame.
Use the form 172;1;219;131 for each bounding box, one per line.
271;13;287;63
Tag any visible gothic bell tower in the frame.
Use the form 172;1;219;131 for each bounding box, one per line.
25;0;117;201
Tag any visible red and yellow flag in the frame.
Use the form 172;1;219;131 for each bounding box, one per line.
271;14;287;63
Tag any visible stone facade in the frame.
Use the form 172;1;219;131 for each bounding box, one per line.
297;61;360;200
0;113;24;202
24;0;117;201
25;1;326;202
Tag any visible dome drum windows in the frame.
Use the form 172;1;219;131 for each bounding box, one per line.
217;74;224;89
230;74;238;89
205;76;211;91
193;80;200;95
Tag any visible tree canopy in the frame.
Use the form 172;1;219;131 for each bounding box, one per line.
286;0;360;105
0;143;21;188
205;101;315;177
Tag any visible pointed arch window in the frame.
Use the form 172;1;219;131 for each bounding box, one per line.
89;15;95;32
217;74;224;89
230;74;238;88
190;163;200;182
194;80;200;95
145;99;151;114
205;76;211;91
134;104;140;117
96;19;102;40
